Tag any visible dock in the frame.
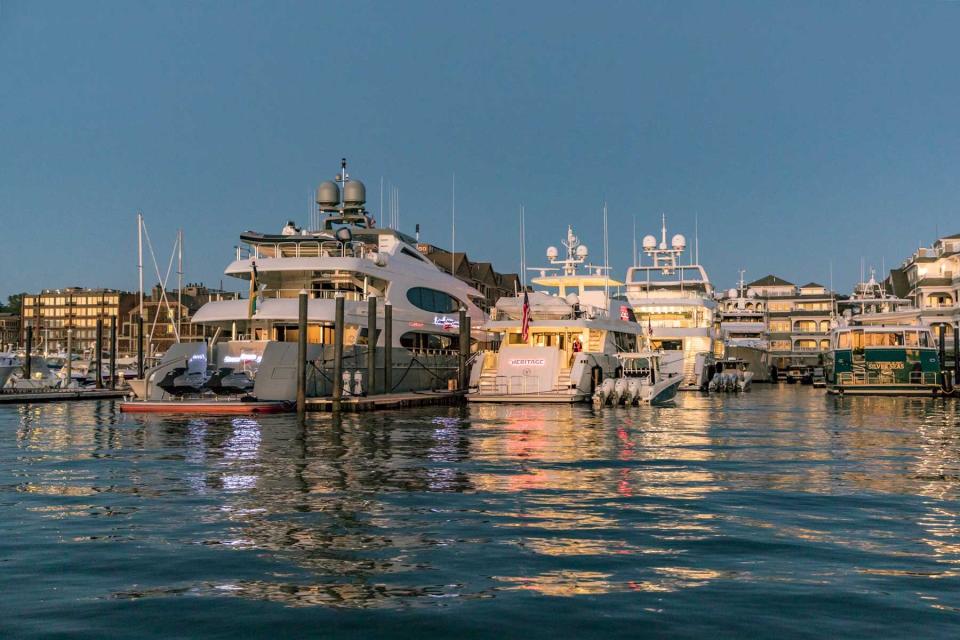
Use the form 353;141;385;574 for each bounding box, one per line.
305;390;465;412
0;388;128;404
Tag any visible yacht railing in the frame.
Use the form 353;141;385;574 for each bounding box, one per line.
836;371;939;386
237;241;373;261
258;289;365;301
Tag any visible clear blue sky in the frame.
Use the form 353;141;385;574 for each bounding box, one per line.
2;0;958;300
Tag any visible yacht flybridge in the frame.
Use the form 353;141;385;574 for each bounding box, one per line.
135;159;490;402
625;217;718;389
468;226;646;403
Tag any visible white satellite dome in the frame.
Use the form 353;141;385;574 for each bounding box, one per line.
727;288;738;298
671;234;686;249
642;235;657;250
576;245;589;258
565;293;580;306
747;289;757;298
546;246;559;259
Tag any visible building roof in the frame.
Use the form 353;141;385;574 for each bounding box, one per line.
798;282;825;289
748;275;794;287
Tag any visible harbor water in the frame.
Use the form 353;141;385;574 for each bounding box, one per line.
2;387;959;638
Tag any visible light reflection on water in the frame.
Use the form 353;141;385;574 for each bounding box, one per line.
1;387;960;637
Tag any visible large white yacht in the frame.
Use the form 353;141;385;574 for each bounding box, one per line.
624;217;718;389
136;160;490;401
468;226;646;403
716;270;770;381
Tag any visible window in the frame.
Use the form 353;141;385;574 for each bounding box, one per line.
400;331;459;352
865;332;902;347
612;331;637;352
769;320;791;333
838;332;851;349
406;287;460;313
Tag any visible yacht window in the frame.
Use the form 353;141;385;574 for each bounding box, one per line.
612;331;637;352
920;332;931;348
837;332;851;349
865;332;902;347
406;287;461;314
400;331;459;352
507;333;526;345
904;332;920;347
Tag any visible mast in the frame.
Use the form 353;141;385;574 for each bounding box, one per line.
632;214;637;268
451;172;455;275
695;213;699;265
137;212;144;318
603;201;609;311
177;228;183;341
520;205;526;289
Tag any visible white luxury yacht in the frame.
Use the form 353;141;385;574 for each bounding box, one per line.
468;226;646;403
134;160;491;401
716;270;769;381
625;217;718;389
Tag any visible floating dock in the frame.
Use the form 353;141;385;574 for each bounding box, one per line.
306;390;464;412
0;389;127;404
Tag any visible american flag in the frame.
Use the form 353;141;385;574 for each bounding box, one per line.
647;316;653;337
520;290;531;342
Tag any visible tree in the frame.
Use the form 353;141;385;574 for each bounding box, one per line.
0;293;24;314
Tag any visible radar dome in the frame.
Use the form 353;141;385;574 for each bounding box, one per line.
343;180;366;206
671;234;686;249
546;246;559;259
565;293;580;306
642;235;657;250
316;181;340;207
727;288;738;298
576;245;589;258
747;289;757;298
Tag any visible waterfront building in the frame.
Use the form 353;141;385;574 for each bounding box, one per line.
0;312;20;350
885;233;960;350
20;288;137;354
724;275;838;374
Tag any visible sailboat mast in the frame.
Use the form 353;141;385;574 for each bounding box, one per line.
451;172;455;275
177;228;183;341
137;212;144;318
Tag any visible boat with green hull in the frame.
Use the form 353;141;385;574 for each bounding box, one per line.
825;274;946;396
825;327;943;395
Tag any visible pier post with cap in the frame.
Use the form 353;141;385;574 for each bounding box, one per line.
65;328;72;388
95;318;103;389
297;291;307;417
332;295;345;411
383;303;393;394
109;316;117;390
367;296;377;395
24;326;33;379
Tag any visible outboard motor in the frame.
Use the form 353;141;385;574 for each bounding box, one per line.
342;371;353;395
626;378;642;405
614;378;629;405
205;367;255;396
156;367;207;396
